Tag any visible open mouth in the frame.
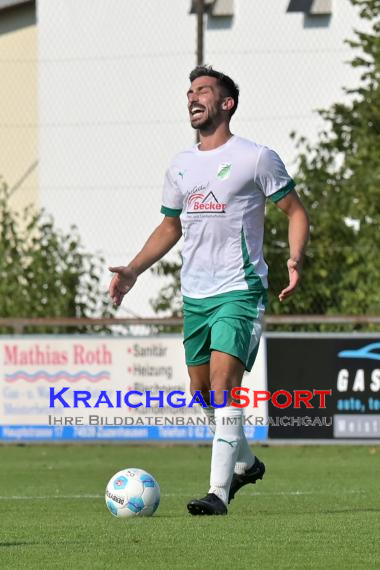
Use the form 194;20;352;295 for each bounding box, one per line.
190;105;205;119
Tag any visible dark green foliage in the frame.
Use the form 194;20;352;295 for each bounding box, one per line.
150;254;182;318
0;180;115;333
150;254;183;332
267;0;380;318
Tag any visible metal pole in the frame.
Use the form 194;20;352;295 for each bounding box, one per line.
196;0;205;66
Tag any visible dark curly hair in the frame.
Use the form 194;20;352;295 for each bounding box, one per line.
189;65;239;117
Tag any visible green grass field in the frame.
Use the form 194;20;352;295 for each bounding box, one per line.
0;445;379;569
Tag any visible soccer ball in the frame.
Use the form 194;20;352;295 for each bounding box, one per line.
105;468;160;518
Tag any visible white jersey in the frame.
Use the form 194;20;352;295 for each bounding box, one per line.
161;135;294;299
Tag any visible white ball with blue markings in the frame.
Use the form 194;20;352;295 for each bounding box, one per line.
105;468;160;518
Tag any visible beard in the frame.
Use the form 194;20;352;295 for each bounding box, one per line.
190;111;221;131
190;116;214;130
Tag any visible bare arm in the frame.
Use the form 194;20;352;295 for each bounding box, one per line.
108;216;182;306
275;190;309;302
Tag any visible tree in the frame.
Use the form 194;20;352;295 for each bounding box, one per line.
266;0;380;319
151;0;380;325
150;254;182;317
0;179;115;333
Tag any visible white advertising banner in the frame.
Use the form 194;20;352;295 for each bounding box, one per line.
0;336;268;441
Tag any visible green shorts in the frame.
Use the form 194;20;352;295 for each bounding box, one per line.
183;289;267;372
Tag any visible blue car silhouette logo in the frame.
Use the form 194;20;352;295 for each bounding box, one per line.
338;343;380;361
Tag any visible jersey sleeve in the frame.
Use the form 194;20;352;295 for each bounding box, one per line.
255;147;295;203
160;167;183;217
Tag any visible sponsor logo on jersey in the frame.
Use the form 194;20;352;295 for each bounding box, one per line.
217;163;232;180
186;191;226;214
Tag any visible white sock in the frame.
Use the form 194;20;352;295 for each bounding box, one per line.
201;407;255;474
234;427;256;475
209;407;243;506
200;407;255;475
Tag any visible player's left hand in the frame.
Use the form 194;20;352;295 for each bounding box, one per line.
278;258;301;302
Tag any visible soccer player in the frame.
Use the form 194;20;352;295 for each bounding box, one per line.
109;66;309;515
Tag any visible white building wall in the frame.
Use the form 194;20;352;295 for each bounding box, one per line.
206;0;361;163
38;0;363;317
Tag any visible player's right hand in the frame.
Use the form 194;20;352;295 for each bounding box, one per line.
108;266;137;306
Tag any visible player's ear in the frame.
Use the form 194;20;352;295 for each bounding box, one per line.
222;97;234;112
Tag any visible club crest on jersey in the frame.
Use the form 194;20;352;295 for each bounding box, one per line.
217;163;231;180
186;190;226;214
